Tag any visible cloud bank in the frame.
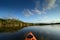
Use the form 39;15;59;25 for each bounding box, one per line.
23;0;57;17
46;0;56;9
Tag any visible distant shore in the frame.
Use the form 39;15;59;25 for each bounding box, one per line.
0;18;60;32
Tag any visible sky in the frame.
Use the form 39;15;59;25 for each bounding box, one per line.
0;0;60;23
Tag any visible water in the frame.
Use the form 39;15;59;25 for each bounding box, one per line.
0;25;60;40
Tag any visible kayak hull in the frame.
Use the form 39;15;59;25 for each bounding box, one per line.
25;32;37;40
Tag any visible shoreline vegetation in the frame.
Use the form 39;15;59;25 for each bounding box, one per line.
0;18;60;32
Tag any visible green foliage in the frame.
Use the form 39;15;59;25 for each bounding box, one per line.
0;18;34;32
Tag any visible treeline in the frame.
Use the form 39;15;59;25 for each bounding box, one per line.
0;18;60;32
0;18;34;32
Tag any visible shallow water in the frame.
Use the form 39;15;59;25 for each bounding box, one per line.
0;25;60;40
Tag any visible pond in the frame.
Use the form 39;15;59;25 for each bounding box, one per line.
0;25;60;40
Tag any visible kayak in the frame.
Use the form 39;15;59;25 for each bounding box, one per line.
25;32;37;40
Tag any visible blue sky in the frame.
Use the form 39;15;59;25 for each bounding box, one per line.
0;0;60;23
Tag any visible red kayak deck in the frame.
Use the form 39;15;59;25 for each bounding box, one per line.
25;32;37;40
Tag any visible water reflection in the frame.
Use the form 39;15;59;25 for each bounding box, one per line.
0;25;60;40
19;25;60;40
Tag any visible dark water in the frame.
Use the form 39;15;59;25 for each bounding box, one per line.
0;25;60;40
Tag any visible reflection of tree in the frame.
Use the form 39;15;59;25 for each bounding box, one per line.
0;18;37;32
0;18;59;32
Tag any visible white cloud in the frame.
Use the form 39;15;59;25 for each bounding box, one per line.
23;0;57;17
32;8;42;14
23;9;33;17
34;0;57;10
26;9;33;15
45;0;57;10
23;8;46;17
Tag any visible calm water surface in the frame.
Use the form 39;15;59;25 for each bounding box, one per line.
0;25;60;40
